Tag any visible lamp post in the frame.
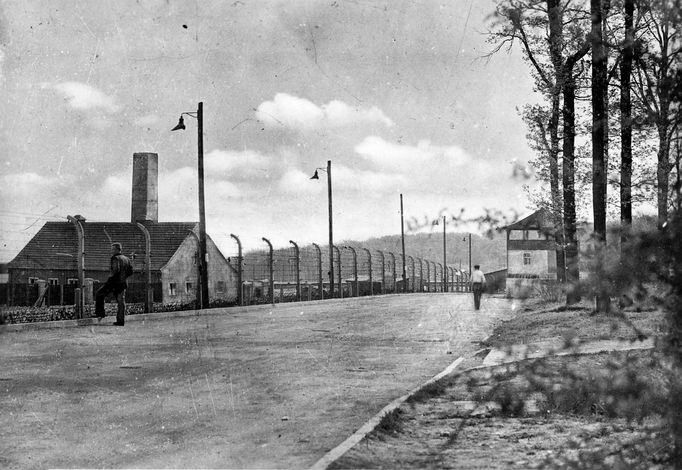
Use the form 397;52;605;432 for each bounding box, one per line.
172;102;209;309
311;160;333;298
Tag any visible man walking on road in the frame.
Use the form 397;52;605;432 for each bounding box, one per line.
470;264;486;310
95;243;133;326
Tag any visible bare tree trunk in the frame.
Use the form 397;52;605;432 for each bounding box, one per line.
548;94;567;282
591;0;611;312
547;0;566;283
658;124;671;227
620;0;634;245
563;72;581;304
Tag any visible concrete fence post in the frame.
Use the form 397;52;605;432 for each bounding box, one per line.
262;237;274;304
344;246;358;297
230;234;243;306
333;245;342;299
289;240;301;302
377;250;385;295
312;243;323;300
362;248;372;296
426;260;431;293
135;222;153;313
388;252;397;294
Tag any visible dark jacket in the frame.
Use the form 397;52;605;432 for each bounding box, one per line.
109;254;132;285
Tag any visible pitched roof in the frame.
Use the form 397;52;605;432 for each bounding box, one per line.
8;221;198;271
503;209;555;231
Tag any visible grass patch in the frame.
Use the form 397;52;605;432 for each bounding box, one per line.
406;379;448;404
371;408;404;439
485;304;666;349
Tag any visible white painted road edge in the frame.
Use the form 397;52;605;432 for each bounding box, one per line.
309;356;464;470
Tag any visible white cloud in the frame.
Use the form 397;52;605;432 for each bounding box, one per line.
52;81;120;113
333;165;407;193
1;172;51;190
277;169;321;194
204;149;271;174
255;93;394;130
355;136;470;174
323;100;394;127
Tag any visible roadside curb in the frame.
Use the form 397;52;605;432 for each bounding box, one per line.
309;356;464;470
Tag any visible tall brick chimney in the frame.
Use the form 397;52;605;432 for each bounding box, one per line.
131;152;159;223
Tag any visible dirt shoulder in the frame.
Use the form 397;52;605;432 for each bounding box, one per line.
330;299;674;469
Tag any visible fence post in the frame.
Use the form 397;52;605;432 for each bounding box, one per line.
425;261;431;292
377;251;385;295
333;245;342;298
289;240;301;302
344;246;358;297
388;252;397;294
362;248;372;296
312;243;323;300
437;263;443;292
67;215;86;318
417;258;424;293
262;237;274;304
408;256;414;293
230;234;243;306
135;223;153;313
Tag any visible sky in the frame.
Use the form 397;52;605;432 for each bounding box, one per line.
0;0;540;261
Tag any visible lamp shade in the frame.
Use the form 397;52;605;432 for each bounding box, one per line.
171;116;186;131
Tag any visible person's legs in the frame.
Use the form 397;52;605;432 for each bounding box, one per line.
114;287;126;325
473;283;482;309
95;283;114;317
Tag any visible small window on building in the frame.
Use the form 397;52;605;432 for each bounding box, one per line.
216;281;226;293
185;282;193;294
523;253;531;265
48;278;59;286
67;278;79;285
523;230;529;240
28;277;39;284
169;282;177;296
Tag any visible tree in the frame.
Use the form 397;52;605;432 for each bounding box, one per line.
632;0;682;227
620;0;635;243
490;1;593;298
490;1;569;283
591;0;611;312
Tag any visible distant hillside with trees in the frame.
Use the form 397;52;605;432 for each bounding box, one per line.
339;232;507;273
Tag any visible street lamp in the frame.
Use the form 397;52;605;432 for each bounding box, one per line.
311;160;334;298
172;102;209;309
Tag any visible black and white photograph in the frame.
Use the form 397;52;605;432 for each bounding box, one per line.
1;0;680;468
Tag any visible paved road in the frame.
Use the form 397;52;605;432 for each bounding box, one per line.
0;293;509;469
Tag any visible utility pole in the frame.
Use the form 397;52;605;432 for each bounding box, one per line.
443;215;447;292
468;233;472;276
400;194;407;293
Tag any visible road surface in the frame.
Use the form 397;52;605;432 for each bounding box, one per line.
0;293;509;469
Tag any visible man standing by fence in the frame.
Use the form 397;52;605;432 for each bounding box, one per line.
95;243;133;326
470;264;486;310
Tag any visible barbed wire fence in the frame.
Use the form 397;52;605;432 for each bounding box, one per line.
225;234;471;307
2;222;473;312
